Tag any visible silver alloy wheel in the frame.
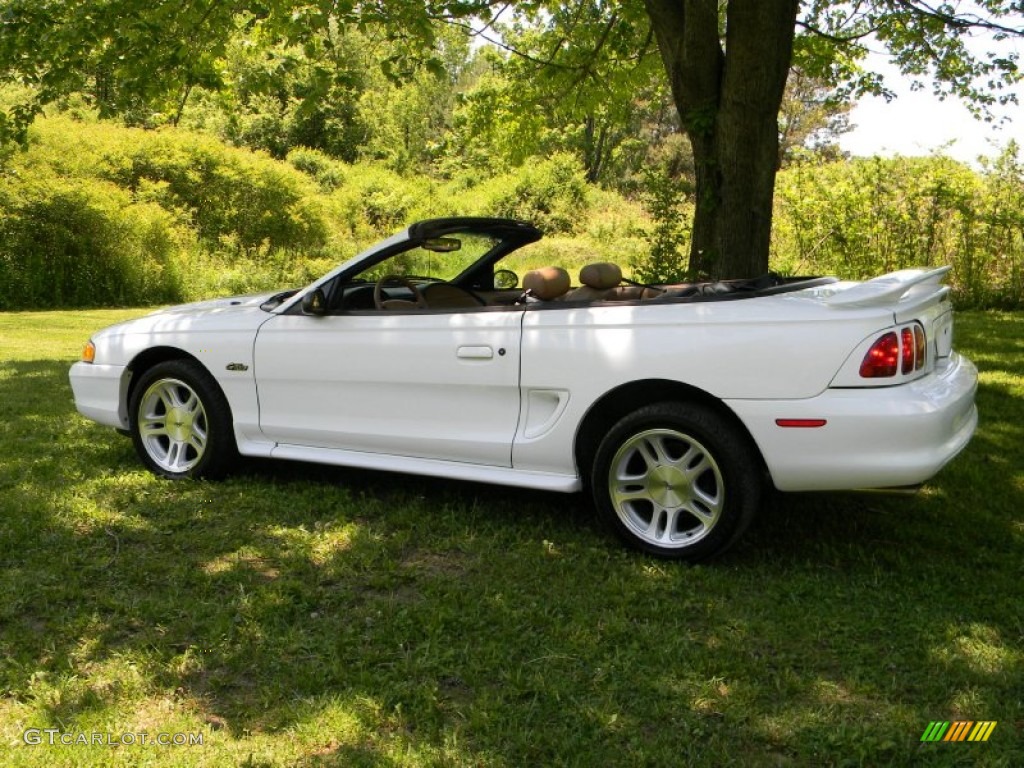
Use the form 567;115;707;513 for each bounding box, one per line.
137;377;209;474
607;428;725;549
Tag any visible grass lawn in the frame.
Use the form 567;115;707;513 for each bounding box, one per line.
0;308;1021;767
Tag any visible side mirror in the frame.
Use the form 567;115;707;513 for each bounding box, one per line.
494;269;519;289
301;288;327;316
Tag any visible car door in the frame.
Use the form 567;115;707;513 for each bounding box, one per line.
253;306;525;467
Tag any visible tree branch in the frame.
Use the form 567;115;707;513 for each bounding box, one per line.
467;3;512;41
889;0;1024;37
439;18;580;72
796;19;879;45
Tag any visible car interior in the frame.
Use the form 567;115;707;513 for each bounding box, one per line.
294;218;838;315
320;263;837;314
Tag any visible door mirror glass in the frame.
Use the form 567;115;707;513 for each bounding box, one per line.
494;269;519;289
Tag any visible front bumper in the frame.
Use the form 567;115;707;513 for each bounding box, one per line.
69;362;128;429
728;353;979;492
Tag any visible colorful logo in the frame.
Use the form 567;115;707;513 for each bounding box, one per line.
920;721;997;742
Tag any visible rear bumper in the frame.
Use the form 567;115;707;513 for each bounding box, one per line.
728;353;978;492
69;362;128;429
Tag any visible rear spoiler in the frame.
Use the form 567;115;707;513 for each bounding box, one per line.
824;266;951;308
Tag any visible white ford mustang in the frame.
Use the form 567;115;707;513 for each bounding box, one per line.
70;217;978;561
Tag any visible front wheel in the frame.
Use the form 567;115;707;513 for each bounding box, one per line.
129;359;237;479
591;402;761;561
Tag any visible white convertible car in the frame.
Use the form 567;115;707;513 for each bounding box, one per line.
70;217;978;561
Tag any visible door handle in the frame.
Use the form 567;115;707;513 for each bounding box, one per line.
456;345;494;360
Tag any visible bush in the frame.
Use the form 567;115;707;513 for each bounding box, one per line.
487;153;591;234
772;149;1024;309
327;163;436;243
0;117;354;308
0;174;189;309
0;114;645;308
631;168;693;285
287;148;349;192
107;130;330;255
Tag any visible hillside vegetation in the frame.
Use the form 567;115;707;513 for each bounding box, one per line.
1;115;1023;310
0;116;639;310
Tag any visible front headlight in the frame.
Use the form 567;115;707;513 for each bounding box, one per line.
81;341;96;363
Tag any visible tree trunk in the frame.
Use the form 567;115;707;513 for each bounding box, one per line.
644;0;800;279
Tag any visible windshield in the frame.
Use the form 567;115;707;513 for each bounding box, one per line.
351;233;500;283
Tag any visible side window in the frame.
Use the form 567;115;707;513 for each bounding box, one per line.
323;234;505;313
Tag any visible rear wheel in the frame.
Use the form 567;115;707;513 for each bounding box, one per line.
129;359;237;479
591;402;761;561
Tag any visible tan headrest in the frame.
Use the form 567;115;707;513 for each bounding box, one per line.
580;262;622;290
523;266;570;300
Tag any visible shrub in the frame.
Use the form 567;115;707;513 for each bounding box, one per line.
0;174;189;309
328;163;431;241
631;168;693;285
487;153;591;234
287;148;349;192
109;131;330;254
772;150;1024;309
3;118;647;306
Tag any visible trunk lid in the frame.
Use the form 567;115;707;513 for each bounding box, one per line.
817;266;956;360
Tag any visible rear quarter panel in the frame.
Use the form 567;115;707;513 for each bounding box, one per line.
514;296;895;476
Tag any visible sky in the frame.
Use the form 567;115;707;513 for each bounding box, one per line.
840;39;1024;165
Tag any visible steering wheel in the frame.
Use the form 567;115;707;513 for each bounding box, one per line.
373;275;428;310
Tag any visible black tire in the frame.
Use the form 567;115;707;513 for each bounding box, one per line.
591;401;761;561
128;359;237;480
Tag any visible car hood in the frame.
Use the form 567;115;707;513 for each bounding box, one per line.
154;291;285;315
92;291;286;342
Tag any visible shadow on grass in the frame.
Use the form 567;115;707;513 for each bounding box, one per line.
1;357;1021;764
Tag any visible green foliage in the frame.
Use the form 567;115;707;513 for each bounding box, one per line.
445;11;678;190
356;26;470;174
3;0;1023;283
147;15;471;176
7;112;1024;312
17;117;331;255
778;68;853;167
445;66;541;173
772;146;1024;308
0;116;639;309
631;169;694;284
0;0;470;140
0;174;188;310
488;153;591;234
178;21;375;162
0;117;339;309
104;130;329;254
287;147;349;192
797;2;1023;115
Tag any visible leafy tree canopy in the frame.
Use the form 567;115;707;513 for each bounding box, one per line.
1;0;1022;277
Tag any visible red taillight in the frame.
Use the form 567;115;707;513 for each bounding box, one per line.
860;332;899;378
859;323;928;379
901;327;915;374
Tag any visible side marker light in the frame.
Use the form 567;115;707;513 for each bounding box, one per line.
775;419;827;428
